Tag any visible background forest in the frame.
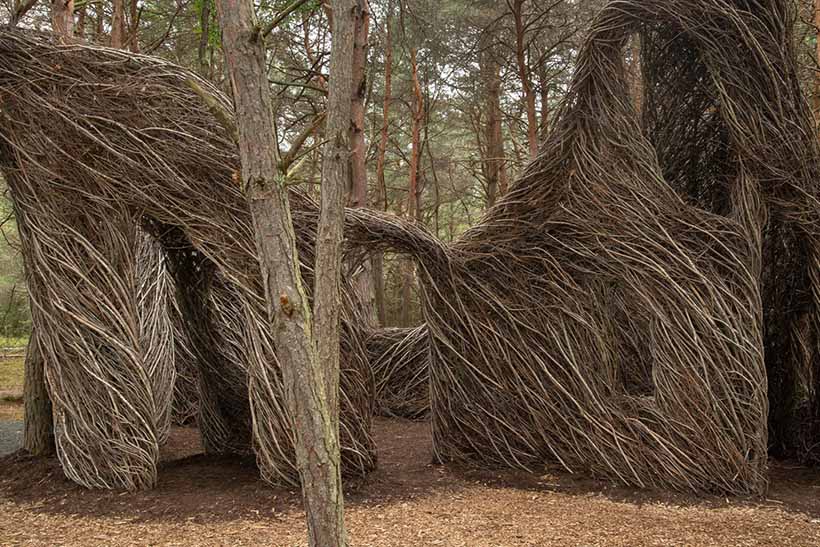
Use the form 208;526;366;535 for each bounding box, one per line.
1;0;819;335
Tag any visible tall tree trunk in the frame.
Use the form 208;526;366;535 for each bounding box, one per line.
23;331;54;456
51;0;75;40
76;5;86;38
111;0;126;49
94;2;104;42
215;2;349;546
511;0;538;159
537;52;550;133
198;0;213;77
128;0;140;52
372;3;393;326
479;28;506;207
400;45;423;326
349;0;375;325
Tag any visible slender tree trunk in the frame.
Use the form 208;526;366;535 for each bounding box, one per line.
51;0;75;40
511;0;538;159
349;0;376;325
400;45;423;326
23;331;54;456
372;4;393;326
537;52;550;133
215;2;349;545
94;3;104;42
111;0;126;48
198;0;213;77
76;5;86;38
479;28;506;207
128;0;140;52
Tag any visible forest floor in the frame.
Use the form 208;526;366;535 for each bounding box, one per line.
1;416;820;547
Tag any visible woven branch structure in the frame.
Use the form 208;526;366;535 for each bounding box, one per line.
0;31;376;490
0;0;818;496
366;326;430;419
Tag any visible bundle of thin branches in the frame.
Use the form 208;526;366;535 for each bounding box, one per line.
639;2;820;464
355;0;807;496
0;30;376;490
136;232;176;443
366;326;430;419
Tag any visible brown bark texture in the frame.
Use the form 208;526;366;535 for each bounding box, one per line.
215;0;349;545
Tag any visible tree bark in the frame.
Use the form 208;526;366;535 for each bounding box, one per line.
479;27;506;207
400;44;423;326
215;1;348;546
23;331;54;456
348;0;376;325
198;0;213;77
76;5;86;38
51;0;75;40
111;0;126;49
128;0;140;52
511;0;538;159
372;3;393;326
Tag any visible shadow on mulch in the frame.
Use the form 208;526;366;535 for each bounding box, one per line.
2;417;820;524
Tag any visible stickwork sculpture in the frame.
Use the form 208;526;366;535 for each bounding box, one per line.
366;326;430;419
0;32;376;490
0;0;817;496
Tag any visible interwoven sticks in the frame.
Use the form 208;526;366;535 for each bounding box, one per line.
640;2;820;463
414;0;795;495
0;31;376;490
366;326;430;419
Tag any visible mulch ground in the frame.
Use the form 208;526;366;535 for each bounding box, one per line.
1;417;820;546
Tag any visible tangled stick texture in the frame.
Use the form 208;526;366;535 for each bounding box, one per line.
409;0;787;496
639;2;820;463
366;326;430;419
0;30;376;490
0;0;818;496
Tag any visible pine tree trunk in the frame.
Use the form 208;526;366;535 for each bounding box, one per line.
401;45;423;327
479;27;506;207
50;0;75;40
512;0;538;159
215;2;349;545
373;4;393;326
23;331;54;456
128;0;140;52
349;0;376;325
111;0;125;48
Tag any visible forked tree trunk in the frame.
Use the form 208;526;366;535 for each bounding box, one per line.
372;2;393;326
215;1;350;545
23;331;54;456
